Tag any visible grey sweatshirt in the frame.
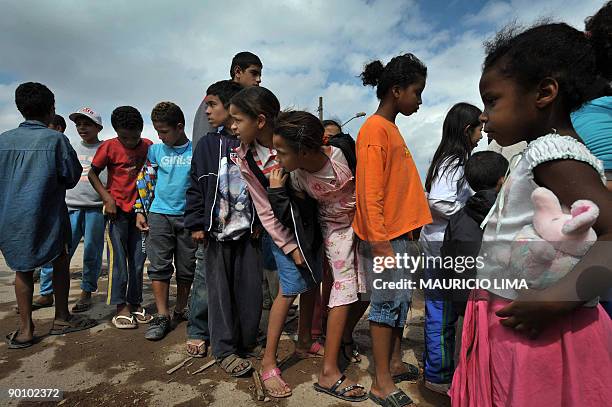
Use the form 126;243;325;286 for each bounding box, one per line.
65;140;107;209
192;98;215;147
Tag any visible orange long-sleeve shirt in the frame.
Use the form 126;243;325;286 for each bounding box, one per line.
353;115;432;242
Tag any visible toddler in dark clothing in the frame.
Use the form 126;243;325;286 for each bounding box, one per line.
441;151;508;315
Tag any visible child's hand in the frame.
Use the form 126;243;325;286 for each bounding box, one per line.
290;248;306;268
135;213;149;232
269;168;288;188
495;295;579;339
192;230;209;247
251;225;264;240
103;199;118;220
371;240;395;260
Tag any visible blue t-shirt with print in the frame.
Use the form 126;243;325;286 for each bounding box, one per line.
148;141;192;215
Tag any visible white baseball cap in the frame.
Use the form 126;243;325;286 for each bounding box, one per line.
69;107;103;128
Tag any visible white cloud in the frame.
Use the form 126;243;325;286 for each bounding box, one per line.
0;0;606;178
464;1;515;25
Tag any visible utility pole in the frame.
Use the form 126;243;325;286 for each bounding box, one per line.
317;97;323;121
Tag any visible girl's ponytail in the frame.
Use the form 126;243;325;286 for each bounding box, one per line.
360;53;427;100
360;60;385;87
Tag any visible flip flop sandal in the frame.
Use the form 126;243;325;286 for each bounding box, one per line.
49;315;98;335
186;339;208;358
313;374;368;402
368;389;414;407
219;354;252;377
392;362;420;383
5;330;34;349
341;340;361;363
71;299;92;313
261;367;292;398
295;340;324;359
32;297;54;309
131;308;153;324
111;315;137;329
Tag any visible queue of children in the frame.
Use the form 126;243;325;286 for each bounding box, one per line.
2;3;612;406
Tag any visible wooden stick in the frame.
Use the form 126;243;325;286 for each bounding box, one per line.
166;357;193;375
191;359;216;375
252;370;266;401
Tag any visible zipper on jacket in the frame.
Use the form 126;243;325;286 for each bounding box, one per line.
250;204;255;233
289;204;316;281
207;138;222;232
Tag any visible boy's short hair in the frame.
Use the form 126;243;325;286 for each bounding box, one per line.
15;82;54;119
230;52;262;79
151;101;185;128
111;106;144;132
206;80;243;108
51;114;66;131
465;151;509;191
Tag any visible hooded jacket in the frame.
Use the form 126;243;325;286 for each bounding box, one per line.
184;129;256;235
441;188;498;314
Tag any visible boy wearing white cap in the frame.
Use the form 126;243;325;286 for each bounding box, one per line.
34;107;108;312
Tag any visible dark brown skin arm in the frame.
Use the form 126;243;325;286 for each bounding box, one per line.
88;166;117;220
496;159;612;338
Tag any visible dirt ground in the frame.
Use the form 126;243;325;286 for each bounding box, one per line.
0;244;451;407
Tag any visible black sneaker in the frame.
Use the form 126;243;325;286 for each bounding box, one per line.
144;315;171;341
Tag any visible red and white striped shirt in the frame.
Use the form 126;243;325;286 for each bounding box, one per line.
251;141;281;177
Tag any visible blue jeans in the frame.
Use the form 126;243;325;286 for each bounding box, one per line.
360;235;417;327
423;263;459;384
39;208;106;295
107;209;146;305
187;244;209;341
266;234;321;296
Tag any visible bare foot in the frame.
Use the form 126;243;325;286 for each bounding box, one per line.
186;339;207;357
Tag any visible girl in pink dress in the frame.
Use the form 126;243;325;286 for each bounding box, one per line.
449;21;612;407
269;110;369;403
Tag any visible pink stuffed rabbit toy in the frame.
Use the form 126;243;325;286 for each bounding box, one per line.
509;187;599;289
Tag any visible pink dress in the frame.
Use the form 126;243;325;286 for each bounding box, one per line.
450;290;612;407
450;135;612;406
291;146;366;307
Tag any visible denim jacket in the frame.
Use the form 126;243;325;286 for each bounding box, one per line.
0;121;82;270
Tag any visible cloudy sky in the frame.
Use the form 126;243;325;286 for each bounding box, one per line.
0;0;604;176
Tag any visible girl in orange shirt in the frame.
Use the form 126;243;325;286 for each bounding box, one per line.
354;53;432;407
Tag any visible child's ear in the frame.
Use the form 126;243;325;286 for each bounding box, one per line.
177;123;185;132
535;77;559;109
233;66;243;79
391;85;401;99
256;113;267;130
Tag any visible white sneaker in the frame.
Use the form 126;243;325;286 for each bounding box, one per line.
424;381;450;396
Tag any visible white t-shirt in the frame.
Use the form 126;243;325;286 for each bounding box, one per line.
419;159;473;255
